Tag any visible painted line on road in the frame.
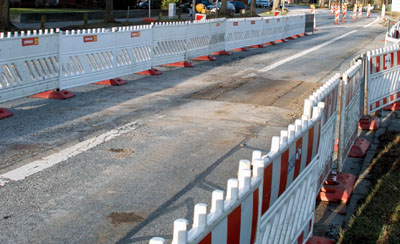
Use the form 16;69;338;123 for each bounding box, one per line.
364;16;380;28
0;120;140;187
258;30;358;73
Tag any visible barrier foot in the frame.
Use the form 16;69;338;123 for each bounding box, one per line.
232;47;250;52
30;89;75;100
264;42;275;45
298;33;306;37
349;137;370;157
358;115;379;131
334;138;339;152
306;236;335;244
193;55;216;61
334;22;340;25
250;44;265;48
163;61;194;68
273;39;288;44
317;172;356;204
212;50;232;56
0;108;13;120
136;68;163;76
383;101;400;111
95;78;127;86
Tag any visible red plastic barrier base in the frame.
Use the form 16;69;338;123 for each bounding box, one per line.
286;35;300;40
30;90;75;100
273;39;288;44
264;42;275;45
163;61;194;68
0;108;13;120
212;50;232;56
383;101;400;111
193;55;216;61
358;115;379;131
306;236;335;244
142;18;156;23
318;172;356;204
136;68;163;76
349;137;370;158
95;78;127;86
298;33;306;37
232;47;250;52
250;44;265;48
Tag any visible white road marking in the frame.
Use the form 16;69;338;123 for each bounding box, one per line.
363;16;380;28
0;120;140;186
258;30;358;73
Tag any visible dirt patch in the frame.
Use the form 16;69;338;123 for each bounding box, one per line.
107;212;144;227
108;148;134;159
187;77;321;120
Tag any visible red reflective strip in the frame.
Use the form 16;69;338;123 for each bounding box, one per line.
250;189;259;244
398;51;400;66
297;232;304;244
391;52;394;68
370;58;373;74
391;94;395;101
383;54;387;70
317;121;321;154
370;104;373;111
262;164;273;214
293;138;303;179
306;127;314;166
199;233;212;244
227;206;241;244
376;101;380;108
278;150;289;197
397;92;400;98
383;97;388;104
376;56;380;73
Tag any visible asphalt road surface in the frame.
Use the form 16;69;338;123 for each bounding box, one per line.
0;7;387;244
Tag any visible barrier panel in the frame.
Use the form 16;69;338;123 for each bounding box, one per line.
150;105;323;244
338;61;363;171
304;74;340;190
151;22;188;66
385;22;400;47
186;21;211;59
0;29;59;103
208;18;226;54
225;18;252;51
367;46;400;113
260;17;276;44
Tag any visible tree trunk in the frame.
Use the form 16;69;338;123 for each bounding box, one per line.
105;0;114;22
221;0;227;15
250;0;256;14
272;0;279;12
0;0;10;31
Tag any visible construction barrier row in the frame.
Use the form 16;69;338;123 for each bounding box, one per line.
0;15;306;104
149;40;400;243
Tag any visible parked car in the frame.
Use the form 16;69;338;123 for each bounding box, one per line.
136;0;161;9
10;0;58;7
207;1;236;15
256;0;272;8
230;1;246;13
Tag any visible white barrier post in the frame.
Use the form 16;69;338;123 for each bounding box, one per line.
172;219;189;244
149;237;165;244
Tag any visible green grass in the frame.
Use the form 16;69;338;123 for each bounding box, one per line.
337;132;400;244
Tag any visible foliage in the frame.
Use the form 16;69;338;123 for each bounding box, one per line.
161;0;179;10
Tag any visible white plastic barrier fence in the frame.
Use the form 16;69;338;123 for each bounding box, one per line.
367;46;400;113
385;22;400;47
304;74;340;190
150;105;323;244
0;29;59;103
151;22;188;66
225;18;253;51
208;18;226;54
338;61;363;171
186;21;212;59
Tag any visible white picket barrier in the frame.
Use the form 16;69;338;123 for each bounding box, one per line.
338;61;363;171
367;46;400;113
245;17;264;47
208;18;227;54
225;18;251;51
304;74;340;190
150;104;323;244
151;22;188;66
0;29;59;103
385;22;400;47
260;17;276;44
287;15;306;37
271;16;286;42
186;21;211;59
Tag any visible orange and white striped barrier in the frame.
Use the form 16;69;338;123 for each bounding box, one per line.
342;4;347;23
367;4;371;18
310;5;316;31
358;4;362;19
352;5;357;21
330;3;335;15
334;7;340;25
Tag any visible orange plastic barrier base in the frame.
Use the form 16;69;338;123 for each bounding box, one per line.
30;90;75;100
163;61;194;68
306;236;335;244
136;68;163;76
95;78;127;86
193;55;216;61
358;115;379;131
349;137;370;157
264;42;275;45
142;18;156;23
212;50;232;56
383;101;400;111
232;47;250;52
250;44;265;48
318;172;356;204
0;108;13;120
273;39;288;44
